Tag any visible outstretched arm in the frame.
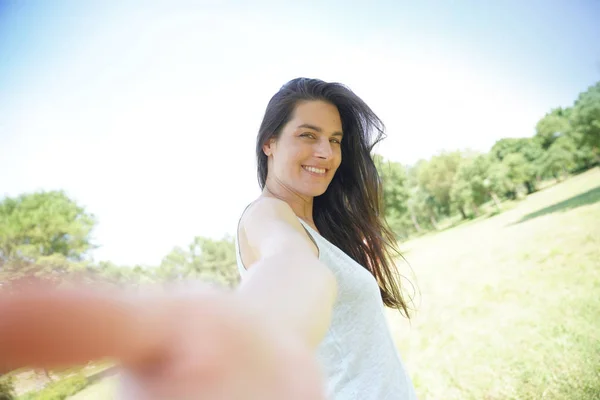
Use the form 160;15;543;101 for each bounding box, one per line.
0;285;166;374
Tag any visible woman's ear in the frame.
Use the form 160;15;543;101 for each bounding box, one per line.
262;138;275;157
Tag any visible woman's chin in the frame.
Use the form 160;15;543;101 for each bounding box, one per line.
299;185;329;198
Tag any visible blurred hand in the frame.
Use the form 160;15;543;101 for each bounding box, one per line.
117;287;326;400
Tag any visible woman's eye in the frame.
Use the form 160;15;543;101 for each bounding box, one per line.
301;133;315;139
330;139;341;144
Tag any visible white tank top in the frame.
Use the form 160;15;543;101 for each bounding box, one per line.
235;214;418;400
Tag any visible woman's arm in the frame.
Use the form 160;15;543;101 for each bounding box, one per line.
0;283;327;399
0;285;168;373
235;197;338;350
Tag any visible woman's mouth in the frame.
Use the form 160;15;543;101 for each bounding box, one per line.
302;165;327;176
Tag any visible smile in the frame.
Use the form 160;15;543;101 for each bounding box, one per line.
302;165;327;175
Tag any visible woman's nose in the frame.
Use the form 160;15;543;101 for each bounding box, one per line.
314;140;333;159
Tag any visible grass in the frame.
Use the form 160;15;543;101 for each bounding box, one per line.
67;378;117;400
389;167;600;399
55;168;600;399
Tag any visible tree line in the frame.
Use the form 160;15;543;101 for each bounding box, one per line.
377;81;599;237
0;190;240;291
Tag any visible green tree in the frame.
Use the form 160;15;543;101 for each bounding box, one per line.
156;236;239;287
417;151;463;215
570;133;597;171
535;107;571;150
449;172;472;219
501;153;529;198
375;156;409;217
0;191;97;294
538;135;577;180
0;191;96;262
190;235;239;287
484;159;511;209
490;138;543;194
450;155;492;218
375;155;411;236
404;163;425;234
410;186;440;230
571;81;600;151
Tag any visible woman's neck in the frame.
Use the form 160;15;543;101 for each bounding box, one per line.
262;178;314;224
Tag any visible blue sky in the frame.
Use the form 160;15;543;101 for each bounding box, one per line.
1;0;599;266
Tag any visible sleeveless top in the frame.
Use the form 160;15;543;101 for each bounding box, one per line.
235;213;418;400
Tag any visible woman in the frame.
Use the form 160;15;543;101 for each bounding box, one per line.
235;77;417;399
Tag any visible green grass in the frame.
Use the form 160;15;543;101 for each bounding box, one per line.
66;378;117;400
389;167;600;399
63;168;600;399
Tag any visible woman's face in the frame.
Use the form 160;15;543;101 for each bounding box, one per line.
264;100;343;198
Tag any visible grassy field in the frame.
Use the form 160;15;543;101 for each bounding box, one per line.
389;167;600;399
67;377;118;400
64;168;600;399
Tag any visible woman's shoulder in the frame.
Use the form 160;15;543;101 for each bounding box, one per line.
237;196;318;260
240;196;297;227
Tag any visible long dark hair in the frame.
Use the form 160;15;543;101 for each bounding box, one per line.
256;77;411;317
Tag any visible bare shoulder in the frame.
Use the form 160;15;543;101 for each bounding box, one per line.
239;197;317;261
242;197;302;228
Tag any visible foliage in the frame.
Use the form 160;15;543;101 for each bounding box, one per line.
19;374;88;400
0;191;96;262
490;137;543;194
450;154;491;217
0;375;15;400
375;156;412;237
417;151;463;215
534;107;571;150
571;81;600;150
538;135;577;179
375;155;409;218
155;235;239;287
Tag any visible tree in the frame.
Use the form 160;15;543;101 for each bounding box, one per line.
484;159;511;209
449;172;472;219
0;191;97;294
404;163;426;234
501;153;529;198
410;186;440;230
538;135;577;180
569;133;597;171
571;81;600;151
375;155;411;237
0;191;96;262
535;107;571;150
417;151;463;215
490;138;543;194
450;155;492;218
375;156;409;217
156;236;239;287
190;236;239;287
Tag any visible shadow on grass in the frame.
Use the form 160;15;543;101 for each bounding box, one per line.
514;186;600;225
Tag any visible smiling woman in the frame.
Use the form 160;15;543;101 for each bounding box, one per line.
235;78;417;399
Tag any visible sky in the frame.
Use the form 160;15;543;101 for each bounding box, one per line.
1;0;599;266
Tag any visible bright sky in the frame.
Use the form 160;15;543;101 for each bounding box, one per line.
1;0;599;266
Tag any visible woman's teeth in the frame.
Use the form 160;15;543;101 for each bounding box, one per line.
303;166;326;175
